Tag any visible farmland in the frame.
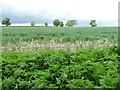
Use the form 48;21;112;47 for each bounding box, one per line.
1;27;119;89
2;27;118;51
2;27;118;45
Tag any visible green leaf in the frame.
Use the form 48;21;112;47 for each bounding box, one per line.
56;78;61;85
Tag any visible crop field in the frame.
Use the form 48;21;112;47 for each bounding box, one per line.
2;27;118;51
2;27;118;45
1;27;119;89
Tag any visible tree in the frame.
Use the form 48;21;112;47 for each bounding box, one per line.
31;22;35;27
45;22;48;27
2;18;11;26
59;22;64;27
65;20;77;27
90;20;97;27
53;19;60;27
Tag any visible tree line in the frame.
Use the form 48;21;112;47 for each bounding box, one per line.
1;18;97;27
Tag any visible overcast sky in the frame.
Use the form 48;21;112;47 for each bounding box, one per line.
0;0;119;26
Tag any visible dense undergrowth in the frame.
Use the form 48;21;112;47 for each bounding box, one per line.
2;46;119;89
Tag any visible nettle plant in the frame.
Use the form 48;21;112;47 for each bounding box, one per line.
2;46;119;89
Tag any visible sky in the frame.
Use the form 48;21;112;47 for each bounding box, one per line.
0;0;119;26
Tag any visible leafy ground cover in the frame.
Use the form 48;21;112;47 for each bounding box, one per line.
2;46;119;89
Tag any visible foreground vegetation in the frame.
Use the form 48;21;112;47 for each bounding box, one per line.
2;46;119;89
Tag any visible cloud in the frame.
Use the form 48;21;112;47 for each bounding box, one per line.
0;0;119;26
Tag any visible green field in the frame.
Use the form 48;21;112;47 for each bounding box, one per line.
1;27;119;89
2;27;118;46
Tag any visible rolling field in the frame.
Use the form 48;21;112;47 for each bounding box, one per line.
1;27;119;89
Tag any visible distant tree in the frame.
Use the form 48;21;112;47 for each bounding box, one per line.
45;22;48;27
90;20;97;27
59;22;64;27
53;19;60;27
65;20;77;27
31;22;35;27
2;18;11;26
